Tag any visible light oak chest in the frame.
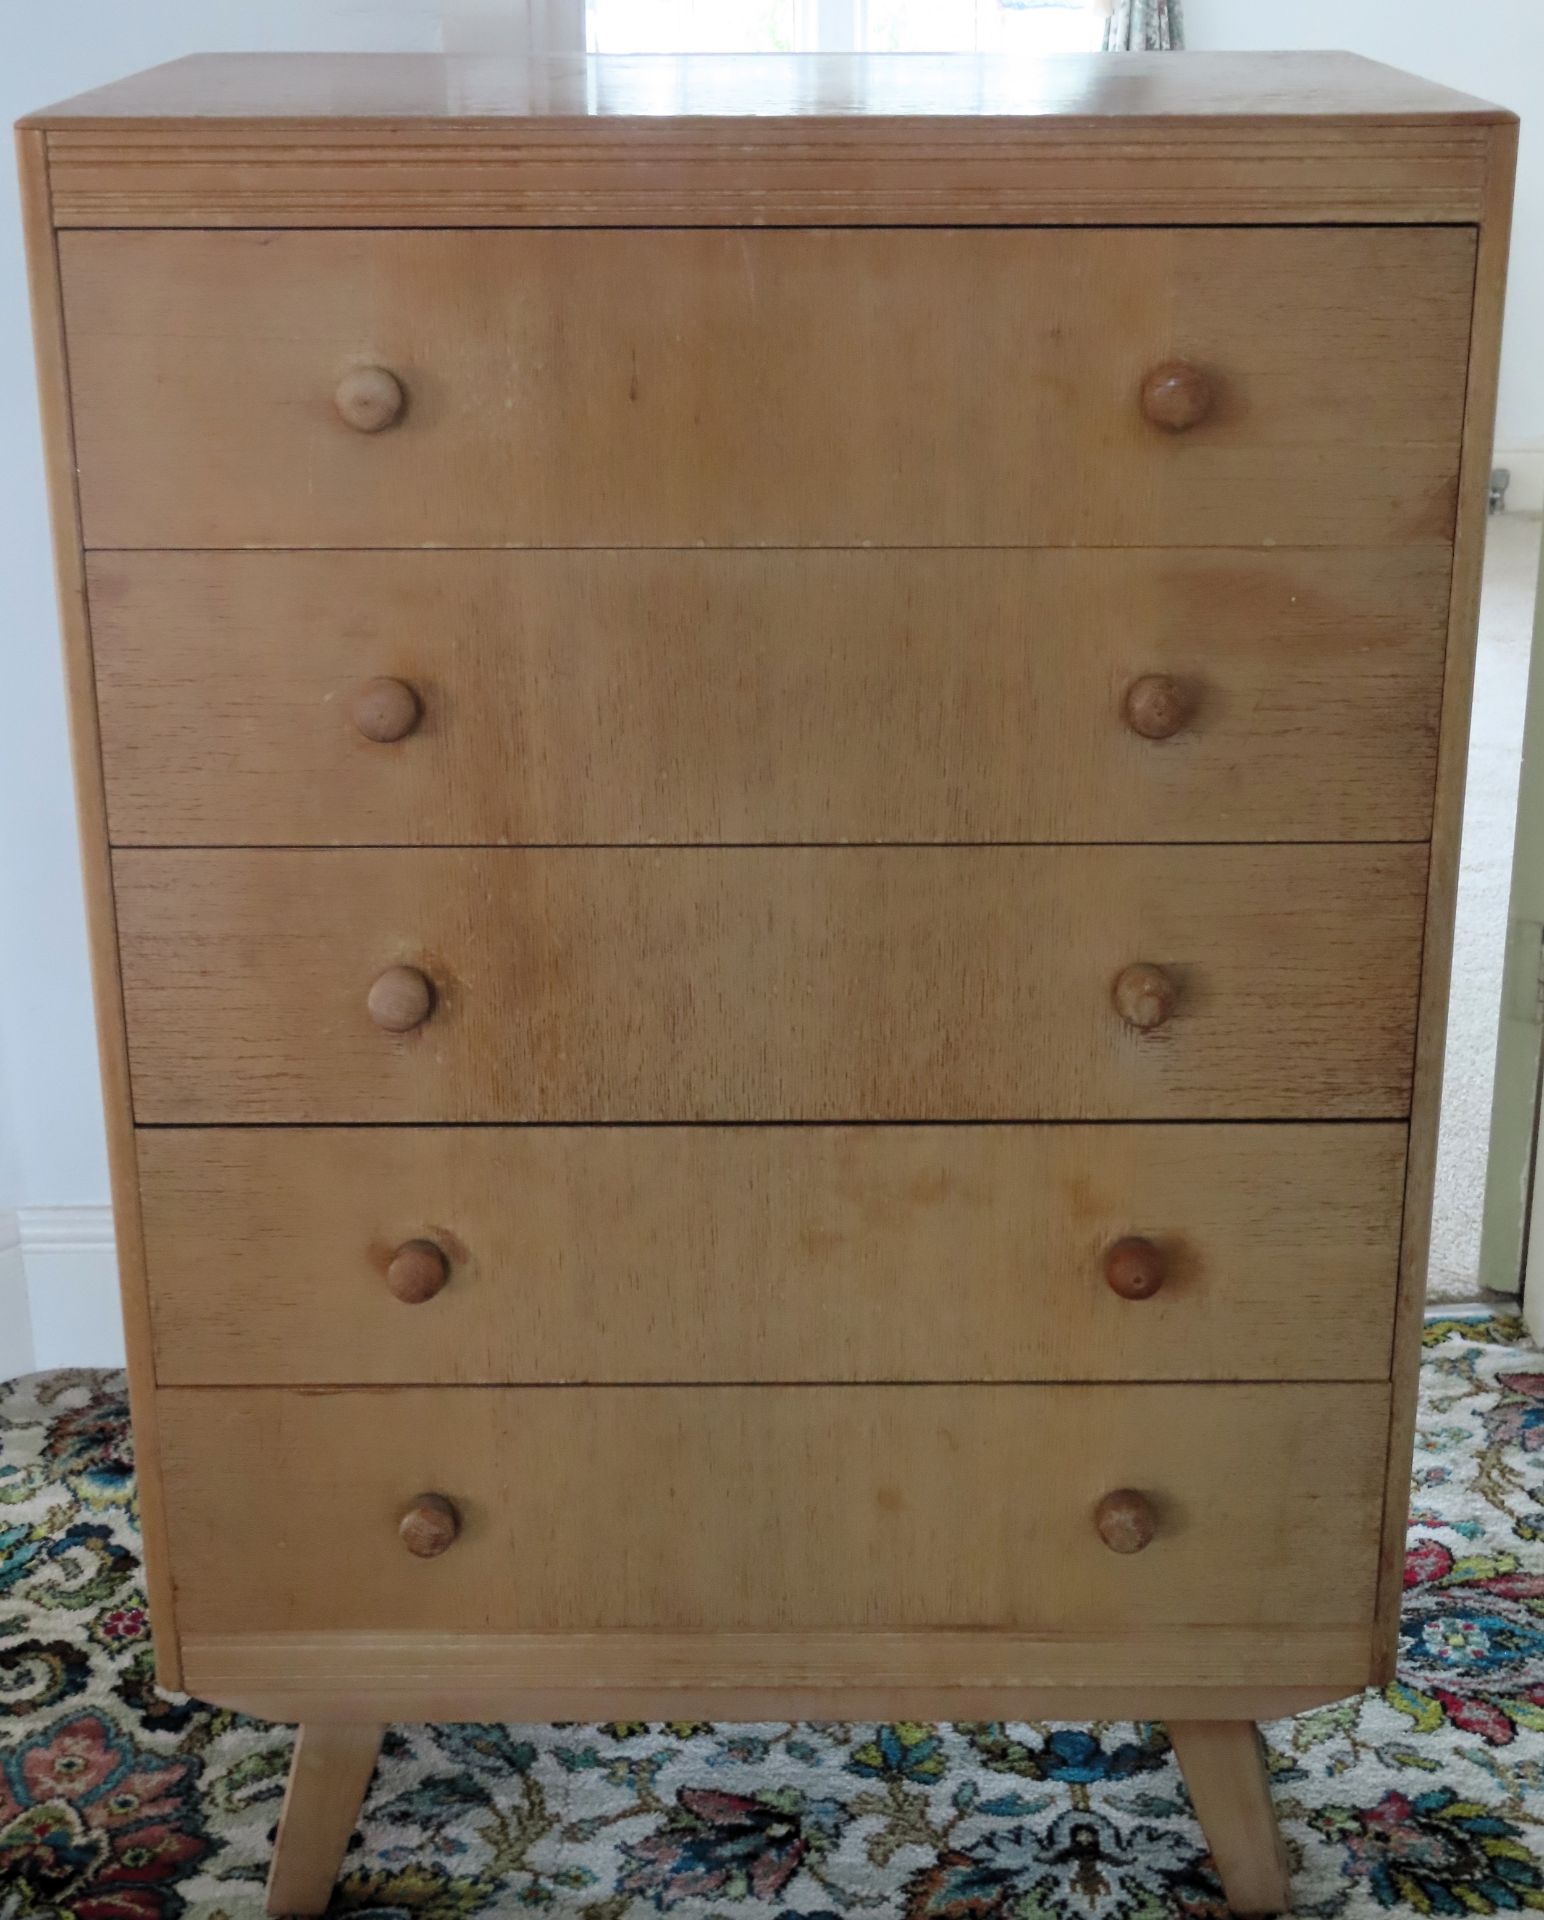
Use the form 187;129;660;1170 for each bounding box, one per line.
19;48;1515;1917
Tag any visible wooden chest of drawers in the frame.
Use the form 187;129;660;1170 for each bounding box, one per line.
19;49;1516;1918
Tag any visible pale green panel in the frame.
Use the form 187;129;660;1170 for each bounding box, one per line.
1481;531;1544;1295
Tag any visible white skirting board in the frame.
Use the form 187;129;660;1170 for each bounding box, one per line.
0;1214;32;1381
0;1206;122;1378
1496;446;1544;514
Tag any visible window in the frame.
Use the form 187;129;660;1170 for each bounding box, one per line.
585;0;1101;55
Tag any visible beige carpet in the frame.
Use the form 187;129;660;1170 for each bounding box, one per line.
1428;510;1543;1301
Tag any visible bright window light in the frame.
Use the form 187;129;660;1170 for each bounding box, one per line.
586;0;1102;55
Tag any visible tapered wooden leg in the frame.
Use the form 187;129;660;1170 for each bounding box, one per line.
1169;1720;1291;1915
266;1722;385;1917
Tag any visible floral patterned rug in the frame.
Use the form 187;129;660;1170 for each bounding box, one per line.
5;1313;1544;1918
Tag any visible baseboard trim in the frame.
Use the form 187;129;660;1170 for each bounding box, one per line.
18;1203;116;1252
16;1204;123;1374
0;1212;33;1380
1495;445;1544;515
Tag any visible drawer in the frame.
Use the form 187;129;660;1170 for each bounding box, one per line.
139;1123;1406;1385
157;1382;1389;1637
61;227;1471;550
90;548;1451;848
114;844;1426;1123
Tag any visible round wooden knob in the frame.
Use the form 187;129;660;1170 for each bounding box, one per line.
1140;361;1212;433
350;677;421;744
399;1492;459;1558
1124;675;1194;741
1095;1488;1157;1555
1112;962;1178;1032
335;365;404;433
1104;1236;1167;1301
386;1239;450;1305
367;965;434;1034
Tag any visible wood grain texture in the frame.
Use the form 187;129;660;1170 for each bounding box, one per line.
266;1724;382;1919
1375;119;1519;1680
179;1632;1371;1726
138;1123;1406;1386
89;548;1452;848
113;845;1429;1124
26;53;1507;229
14;130;182;1688
20;51;1515;1785
156;1383;1389;1637
59;227;1473;551
1168;1722;1291;1916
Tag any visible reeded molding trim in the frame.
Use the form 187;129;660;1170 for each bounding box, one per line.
43;119;1494;228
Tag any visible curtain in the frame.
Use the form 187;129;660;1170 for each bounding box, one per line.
1100;1;1184;50
443;0;586;54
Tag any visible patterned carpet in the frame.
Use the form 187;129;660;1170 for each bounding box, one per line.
5;1315;1544;1918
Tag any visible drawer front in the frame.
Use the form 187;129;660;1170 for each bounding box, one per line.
157;1383;1389;1636
115;845;1426;1123
61;227;1471;549
91;548;1451;848
139;1123;1406;1385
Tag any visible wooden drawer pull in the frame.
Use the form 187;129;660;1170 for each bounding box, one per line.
385;1238;450;1305
1104;1236;1167;1301
1140;361;1211;433
399;1492;460;1558
367;964;434;1034
1123;674;1194;741
1112;962;1177;1032
350;676;421;744
335;365;405;433
1094;1488;1156;1554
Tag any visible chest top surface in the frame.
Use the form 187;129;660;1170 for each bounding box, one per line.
18;48;1508;126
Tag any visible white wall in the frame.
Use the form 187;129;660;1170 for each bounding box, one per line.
1185;0;1544;490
